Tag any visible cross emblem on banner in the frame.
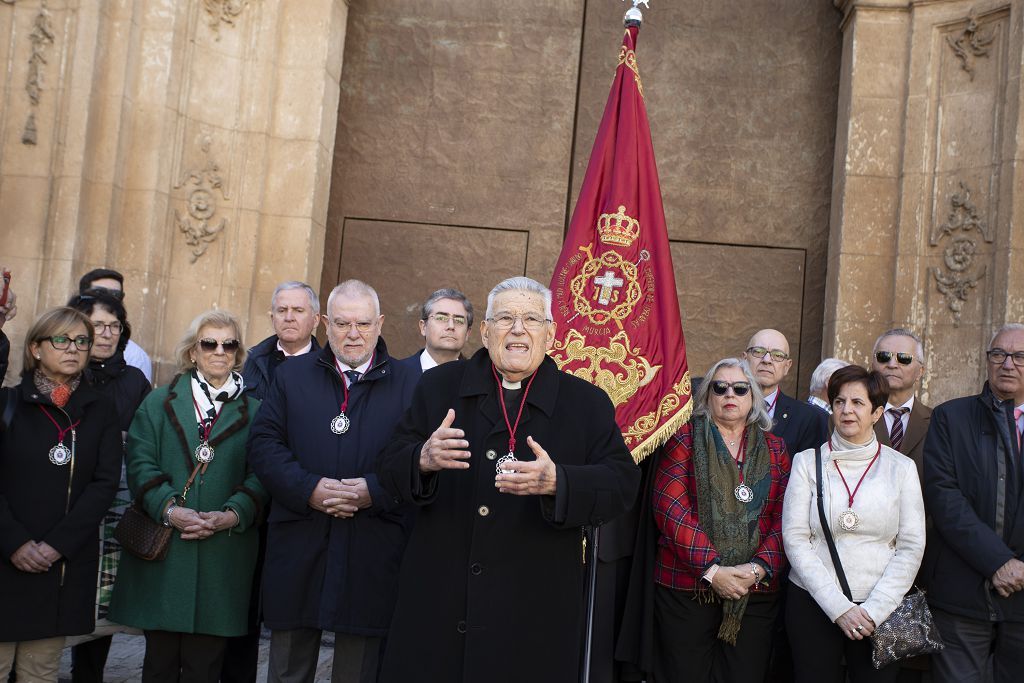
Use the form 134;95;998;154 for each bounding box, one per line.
593;270;624;305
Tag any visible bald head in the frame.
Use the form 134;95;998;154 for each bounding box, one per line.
743;328;793;393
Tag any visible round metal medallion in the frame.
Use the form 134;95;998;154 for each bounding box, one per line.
838;508;860;531
330;413;350;435
195;442;215;463
496;453;517;475
734;483;754;503
49;443;72;466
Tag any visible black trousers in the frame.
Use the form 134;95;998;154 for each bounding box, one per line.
71;636;113;683
931;606;1024;683
786;584;899;683
220;522;268;683
654;585;778;683
142;630;227;683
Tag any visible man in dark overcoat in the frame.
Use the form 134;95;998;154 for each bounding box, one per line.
923;323;1024;683
248;279;419;683
376;276;640;683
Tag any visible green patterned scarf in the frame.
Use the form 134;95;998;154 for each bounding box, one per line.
692;413;772;645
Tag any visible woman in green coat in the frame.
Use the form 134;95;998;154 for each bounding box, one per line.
109;310;267;683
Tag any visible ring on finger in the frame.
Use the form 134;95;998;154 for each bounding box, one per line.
855;625;863;631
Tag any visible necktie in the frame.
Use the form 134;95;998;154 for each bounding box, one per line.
888;407;910;451
344;370;361;386
1015;407;1023;450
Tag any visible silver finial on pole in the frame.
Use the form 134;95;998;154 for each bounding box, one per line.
623;0;649;25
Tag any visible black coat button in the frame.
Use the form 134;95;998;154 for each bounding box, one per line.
470;563;483;575
456;620;467;634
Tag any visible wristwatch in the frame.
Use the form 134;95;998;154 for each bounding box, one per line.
163;502;177;528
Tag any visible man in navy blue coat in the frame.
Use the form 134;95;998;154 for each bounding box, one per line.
923;324;1024;683
398;287;473;375
248;279;419;683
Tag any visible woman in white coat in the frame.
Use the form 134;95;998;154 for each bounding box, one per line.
783;364;925;682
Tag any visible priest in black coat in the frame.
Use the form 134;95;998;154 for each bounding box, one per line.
376;276;640;683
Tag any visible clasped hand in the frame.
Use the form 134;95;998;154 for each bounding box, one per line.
10;540;60;573
168;506;238;540
835;605;876;640
709;565;757;601
992;557;1024;598
309;477;372;518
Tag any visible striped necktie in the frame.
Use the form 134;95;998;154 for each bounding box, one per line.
888;407;910;451
1015;407;1023;451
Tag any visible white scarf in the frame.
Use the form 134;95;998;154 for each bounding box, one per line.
829;429;880;461
191;369;244;426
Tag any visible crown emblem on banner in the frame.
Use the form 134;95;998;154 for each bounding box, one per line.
597;205;640;247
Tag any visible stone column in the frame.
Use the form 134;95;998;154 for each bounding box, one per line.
0;0;348;383
826;0;1023;404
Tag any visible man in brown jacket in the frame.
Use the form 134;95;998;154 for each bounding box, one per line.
872;328;932;478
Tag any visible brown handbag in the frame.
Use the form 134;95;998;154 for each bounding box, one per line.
114;465;201;561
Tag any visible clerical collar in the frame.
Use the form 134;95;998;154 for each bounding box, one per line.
277;339;313;357
502;378;522;390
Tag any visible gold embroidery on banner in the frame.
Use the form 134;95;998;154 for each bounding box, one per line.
622;372;692;449
550;329;660;407
597;205;640;247
617;46;645;99
569;248;643;328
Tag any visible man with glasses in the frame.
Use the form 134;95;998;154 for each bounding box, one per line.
401;288;473;374
871;328;931;479
78;268;152;383
742;329;828;456
375;276;638;683
248;279;419;683
923;323;1024;683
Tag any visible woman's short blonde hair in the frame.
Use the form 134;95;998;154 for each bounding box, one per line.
173;309;247;374
23;307;96;373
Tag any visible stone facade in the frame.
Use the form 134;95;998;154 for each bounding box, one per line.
0;0;1020;405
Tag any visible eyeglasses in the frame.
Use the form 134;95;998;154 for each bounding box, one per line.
82;286;125;301
875;351;914;365
198;338;240;353
710;380;752;397
746;346;790;362
987;349;1024;367
92;321;124;335
486;314;551;331
329;320;376;334
425;313;468;327
43;335;92;352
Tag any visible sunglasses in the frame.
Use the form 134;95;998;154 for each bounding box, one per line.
875;351;914;366
198;338;240;353
711;380;752;397
82;286;126;301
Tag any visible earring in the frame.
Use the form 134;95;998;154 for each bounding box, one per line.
35;355;40;360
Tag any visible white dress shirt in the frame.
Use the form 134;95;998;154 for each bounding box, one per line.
276;340;312;357
764;388;779;419
882;396;915;435
419;349;439;373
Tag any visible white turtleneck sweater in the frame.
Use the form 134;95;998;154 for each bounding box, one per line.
783;432;925;626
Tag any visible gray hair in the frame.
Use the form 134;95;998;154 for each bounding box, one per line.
873;328;925;362
989;323;1024;349
421;288;474;327
809;357;850;394
174;309;247;373
271;281;320;316
485;277;553;319
326;279;380;316
692;357;773;431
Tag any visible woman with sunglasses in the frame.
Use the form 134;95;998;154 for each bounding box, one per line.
63;292;151;683
782;365;925;683
0;307;121;682
109;310;267;682
652;357;791;682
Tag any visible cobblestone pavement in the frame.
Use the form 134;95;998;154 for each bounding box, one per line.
57;630;337;682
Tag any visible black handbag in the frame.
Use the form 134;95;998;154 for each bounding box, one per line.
814;447;943;669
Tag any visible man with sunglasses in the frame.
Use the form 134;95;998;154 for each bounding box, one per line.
871;329;931;479
743;329;828;456
78;268;152;383
923;323;1024;683
400;288;474;375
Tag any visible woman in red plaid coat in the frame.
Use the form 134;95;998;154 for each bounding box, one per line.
652;357;791;682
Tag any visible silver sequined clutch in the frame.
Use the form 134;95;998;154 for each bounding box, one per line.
871;589;944;669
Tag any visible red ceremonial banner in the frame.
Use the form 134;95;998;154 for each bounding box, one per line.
549;23;691;463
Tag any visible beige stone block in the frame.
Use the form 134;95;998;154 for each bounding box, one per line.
117;188;172;272
271;67;327;141
934;91;999;174
277;0;333;69
261;138;319;218
122;104;175;191
848;16;909;99
134;27;176;106
253;214;318;289
828;319;882;371
234;132;269;210
899;96;931;174
845;96;903;177
830;252;894;326
310;143;333;227
833;175;899;255
318;76;341;150
325;0;349;83
187;49;243;123
0;175;51;259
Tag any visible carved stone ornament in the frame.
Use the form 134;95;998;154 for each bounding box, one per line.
946;8;995;80
203;0;251;40
22;0;55;145
930;181;990;326
174;135;229;263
